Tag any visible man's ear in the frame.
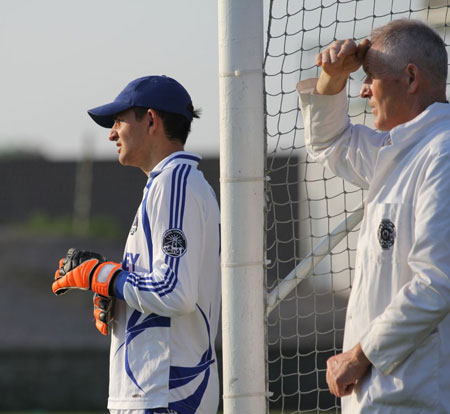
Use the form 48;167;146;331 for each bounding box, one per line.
406;63;420;94
147;109;155;129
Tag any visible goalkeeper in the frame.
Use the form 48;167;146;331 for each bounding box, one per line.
297;19;450;413
52;76;221;414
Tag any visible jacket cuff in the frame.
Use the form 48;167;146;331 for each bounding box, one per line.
360;324;402;376
113;271;128;300
296;78;349;148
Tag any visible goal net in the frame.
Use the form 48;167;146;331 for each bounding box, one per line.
263;1;450;412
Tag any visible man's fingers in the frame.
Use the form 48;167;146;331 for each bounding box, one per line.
327;40;346;63
343;383;355;396
315;52;322;67
326;357;338;396
316;39;360;71
329;47;338;64
321;50;330;65
335;39;356;59
356;38;371;60
316;40;349;68
316;38;370;75
326;345;371;397
334;382;354;397
326;355;354;398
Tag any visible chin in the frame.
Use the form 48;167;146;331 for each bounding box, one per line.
374;119;389;131
118;154;130;166
376;121;399;132
118;156;140;169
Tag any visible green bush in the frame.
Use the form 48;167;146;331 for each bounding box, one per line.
20;212;122;239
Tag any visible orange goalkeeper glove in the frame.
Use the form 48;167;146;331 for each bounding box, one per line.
52;248;123;297
93;293;114;335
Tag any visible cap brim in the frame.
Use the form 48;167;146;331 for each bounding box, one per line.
87;101;133;128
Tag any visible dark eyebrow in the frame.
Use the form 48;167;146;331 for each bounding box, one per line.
113;110;127;120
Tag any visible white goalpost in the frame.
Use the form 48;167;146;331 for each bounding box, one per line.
218;1;267;413
219;1;450;413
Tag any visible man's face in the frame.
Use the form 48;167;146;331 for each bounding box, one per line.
109;108;151;169
360;45;410;131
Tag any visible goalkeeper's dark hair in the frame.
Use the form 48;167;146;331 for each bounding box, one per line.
133;105;201;145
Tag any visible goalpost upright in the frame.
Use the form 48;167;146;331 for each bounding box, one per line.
218;0;267;413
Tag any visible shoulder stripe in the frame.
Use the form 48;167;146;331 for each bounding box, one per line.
161;153;201;170
178;165;191;229
127;163;192;296
142;178;155;272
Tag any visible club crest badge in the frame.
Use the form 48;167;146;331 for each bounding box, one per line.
378;219;396;250
129;214;139;236
162;228;187;257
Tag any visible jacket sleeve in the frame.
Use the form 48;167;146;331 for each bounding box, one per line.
116;169;206;317
297;78;389;190
360;151;450;375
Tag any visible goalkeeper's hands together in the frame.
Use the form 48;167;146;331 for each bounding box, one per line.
53;247;122;297
52;248;122;335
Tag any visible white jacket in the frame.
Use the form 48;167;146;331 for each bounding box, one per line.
298;78;450;414
108;152;221;414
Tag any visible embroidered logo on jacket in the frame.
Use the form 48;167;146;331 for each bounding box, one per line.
378;219;396;250
129;214;139;236
162;229;187;257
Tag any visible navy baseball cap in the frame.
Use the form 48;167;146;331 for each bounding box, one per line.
88;75;193;128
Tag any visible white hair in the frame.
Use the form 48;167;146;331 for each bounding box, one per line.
371;19;447;88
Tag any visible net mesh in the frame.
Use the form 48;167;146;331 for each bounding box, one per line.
263;1;450;412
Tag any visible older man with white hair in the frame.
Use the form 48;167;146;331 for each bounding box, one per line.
297;19;450;413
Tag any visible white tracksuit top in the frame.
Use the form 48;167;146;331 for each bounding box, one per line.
298;79;450;414
107;151;221;414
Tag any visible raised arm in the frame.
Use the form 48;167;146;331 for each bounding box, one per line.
316;38;371;95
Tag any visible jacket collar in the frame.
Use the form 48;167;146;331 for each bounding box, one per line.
389;101;450;147
148;151;201;180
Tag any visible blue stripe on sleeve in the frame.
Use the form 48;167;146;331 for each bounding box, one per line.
126;164;192;297
174;165;186;228
178;165;190;229
169;165;181;229
142;179;155;272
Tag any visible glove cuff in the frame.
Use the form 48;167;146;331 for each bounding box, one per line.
91;262;122;297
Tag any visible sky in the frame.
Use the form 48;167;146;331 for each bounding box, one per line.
1;0;445;161
0;0;221;160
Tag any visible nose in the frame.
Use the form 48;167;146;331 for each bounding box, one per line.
109;125;119;141
360;76;372;98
